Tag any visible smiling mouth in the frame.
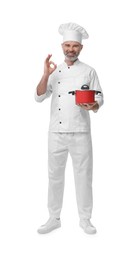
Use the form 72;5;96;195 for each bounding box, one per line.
67;53;76;57
65;52;78;61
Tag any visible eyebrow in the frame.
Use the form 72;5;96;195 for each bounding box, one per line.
64;44;80;47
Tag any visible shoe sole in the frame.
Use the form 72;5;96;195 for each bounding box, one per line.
84;229;97;235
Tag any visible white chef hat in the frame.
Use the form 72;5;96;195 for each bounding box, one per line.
58;22;89;44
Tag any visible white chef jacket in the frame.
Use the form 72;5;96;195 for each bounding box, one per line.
35;59;103;132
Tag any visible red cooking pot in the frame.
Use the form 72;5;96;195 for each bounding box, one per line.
68;90;101;105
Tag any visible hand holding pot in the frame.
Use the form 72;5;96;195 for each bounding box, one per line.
78;101;99;111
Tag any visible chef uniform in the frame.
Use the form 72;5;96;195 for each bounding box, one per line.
35;23;103;226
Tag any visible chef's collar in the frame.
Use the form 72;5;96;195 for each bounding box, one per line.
64;59;80;67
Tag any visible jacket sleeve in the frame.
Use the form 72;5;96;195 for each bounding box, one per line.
89;69;104;108
34;77;52;103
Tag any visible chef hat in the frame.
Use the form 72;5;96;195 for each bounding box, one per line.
58;22;89;43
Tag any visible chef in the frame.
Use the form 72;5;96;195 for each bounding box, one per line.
35;22;104;234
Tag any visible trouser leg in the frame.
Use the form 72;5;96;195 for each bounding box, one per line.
47;133;68;218
69;132;93;220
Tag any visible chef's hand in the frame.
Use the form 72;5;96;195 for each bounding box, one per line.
44;54;57;76
78;101;99;112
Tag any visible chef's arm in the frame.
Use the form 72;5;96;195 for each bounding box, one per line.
88;68;104;111
35;74;52;102
35;77;53;102
36;54;57;96
35;54;57;102
36;74;49;96
95;91;104;108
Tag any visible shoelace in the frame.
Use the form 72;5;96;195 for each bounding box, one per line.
82;219;94;228
41;217;58;227
41;218;53;227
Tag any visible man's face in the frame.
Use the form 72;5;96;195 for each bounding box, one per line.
61;41;83;62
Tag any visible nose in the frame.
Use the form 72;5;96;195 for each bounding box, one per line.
69;46;74;52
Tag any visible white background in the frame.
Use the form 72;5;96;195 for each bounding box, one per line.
0;0;136;259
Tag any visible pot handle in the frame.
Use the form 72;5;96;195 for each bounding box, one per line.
95;91;101;94
68;91;75;95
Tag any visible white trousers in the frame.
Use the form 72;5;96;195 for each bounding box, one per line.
48;132;93;220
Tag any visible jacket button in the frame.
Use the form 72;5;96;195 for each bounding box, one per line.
59;70;61;72
58;95;61;97
59;122;62;124
58;82;60;84
59;108;61;110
